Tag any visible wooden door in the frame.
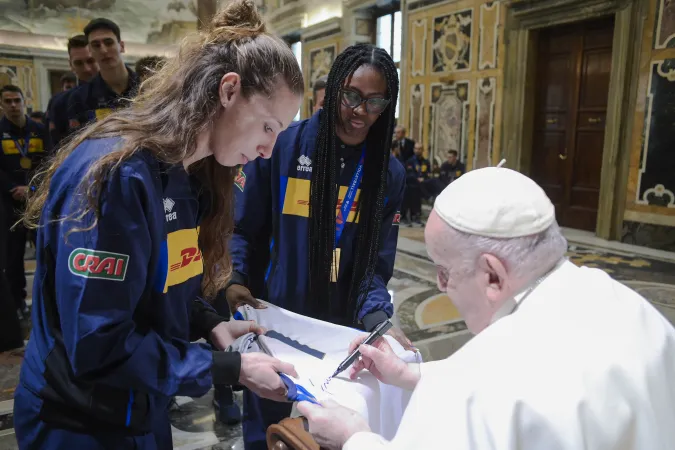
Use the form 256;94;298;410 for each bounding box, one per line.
530;17;614;232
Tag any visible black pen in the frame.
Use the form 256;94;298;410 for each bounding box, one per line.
328;319;393;380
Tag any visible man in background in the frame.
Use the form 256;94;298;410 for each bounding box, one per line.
393;126;415;163
59;72;77;92
0;85;49;319
47;34;99;149
29;111;45;124
439;150;465;186
312;75;327;113
402;143;430;226
66;18;139;135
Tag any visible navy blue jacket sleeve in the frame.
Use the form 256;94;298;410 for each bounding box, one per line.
230;158;273;287
359;161;405;331
48;93;69;151
52;163;225;398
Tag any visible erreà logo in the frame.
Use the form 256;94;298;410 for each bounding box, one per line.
297;155;312;173
163;197;177;222
68;248;129;281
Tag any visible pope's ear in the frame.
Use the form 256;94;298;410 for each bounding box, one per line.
480;254;508;302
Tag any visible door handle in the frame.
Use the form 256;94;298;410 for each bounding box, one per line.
559;148;568;160
588;117;602;124
546;118;557;124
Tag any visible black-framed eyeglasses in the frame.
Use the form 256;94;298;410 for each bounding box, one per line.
340;89;390;114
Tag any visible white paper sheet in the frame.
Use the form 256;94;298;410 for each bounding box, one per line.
238;302;419;440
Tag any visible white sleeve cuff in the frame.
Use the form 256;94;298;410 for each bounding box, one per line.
344;431;389;450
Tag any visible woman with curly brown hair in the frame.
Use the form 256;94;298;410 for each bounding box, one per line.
13;1;303;449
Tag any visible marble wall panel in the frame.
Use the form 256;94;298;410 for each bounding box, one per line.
0;57;39;112
409;84;425;144
430;81;471;163
473;77;496;169
308;45;336;89
432;8;473;73
654;0;675;49
636;59;675;208
478;1;500;70
411;18;428;77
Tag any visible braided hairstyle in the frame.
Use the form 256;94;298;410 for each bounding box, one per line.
308;44;399;323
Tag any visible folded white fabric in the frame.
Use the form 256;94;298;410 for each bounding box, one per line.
237;301;419;440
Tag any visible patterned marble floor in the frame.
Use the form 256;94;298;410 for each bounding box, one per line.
1;229;674;449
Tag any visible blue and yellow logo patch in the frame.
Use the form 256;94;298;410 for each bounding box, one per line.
1;138;44;155
281;177;361;223
155;228;203;293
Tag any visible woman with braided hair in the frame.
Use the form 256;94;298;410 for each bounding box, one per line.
228;43;412;449
13;1;303;449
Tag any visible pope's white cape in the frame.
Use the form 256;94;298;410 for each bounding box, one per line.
237;301;419;440
344;261;675;449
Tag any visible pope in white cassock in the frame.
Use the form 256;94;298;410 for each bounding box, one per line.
297;166;675;449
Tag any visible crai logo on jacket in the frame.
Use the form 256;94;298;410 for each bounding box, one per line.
162;228;203;293
393;212;401;225
68;248;129;281
234;168;246;192
297;155;312;173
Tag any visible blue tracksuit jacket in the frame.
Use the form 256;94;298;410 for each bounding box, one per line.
230;111;405;332
0;116;49;194
15;137;238;448
66;68;139;133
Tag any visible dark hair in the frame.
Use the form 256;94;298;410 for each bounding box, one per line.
84;18;122;42
448;150;458;157
135;56;167;79
313;75;327;99
308;43;399;321
60;72;77;84
67;34;89;54
0;85;23;98
30;111;45;121
26;0;304;299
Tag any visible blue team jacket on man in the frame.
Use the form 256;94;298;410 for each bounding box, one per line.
66;68;139;132
16;137;237;444
0;116;49;194
230;111;405;332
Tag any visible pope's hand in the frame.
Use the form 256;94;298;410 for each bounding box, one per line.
297;399;370;449
210;320;266;350
239;353;297;402
386;326;416;352
347;335;421;391
225;284;266;314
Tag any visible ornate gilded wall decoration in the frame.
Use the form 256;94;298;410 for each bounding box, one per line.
473;77;495;169
409;84;425;144
637;59;675;207
411;19;428;77
478;2;500;70
654;0;675;49
432;9;473;73
308;45;336;89
430;81;470;164
355;18;372;36
0;58;38;112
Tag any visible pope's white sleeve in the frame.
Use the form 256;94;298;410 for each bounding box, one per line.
344;432;389;449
